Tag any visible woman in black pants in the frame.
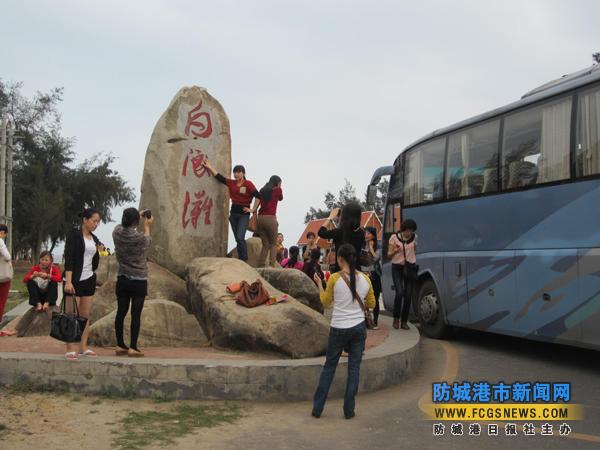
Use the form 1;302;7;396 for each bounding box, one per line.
361;227;381;328
112;208;153;357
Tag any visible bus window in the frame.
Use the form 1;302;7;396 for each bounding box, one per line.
446;120;500;198
576;85;600;177
384;203;401;234
403;138;446;206
502;97;572;189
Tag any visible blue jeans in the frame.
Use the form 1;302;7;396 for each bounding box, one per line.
312;321;367;417
229;212;250;261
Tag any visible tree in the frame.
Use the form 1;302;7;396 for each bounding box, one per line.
1;79;135;260
304;178;389;224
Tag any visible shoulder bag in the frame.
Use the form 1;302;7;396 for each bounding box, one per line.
50;294;88;343
0;258;13;283
340;272;376;329
235;279;271;308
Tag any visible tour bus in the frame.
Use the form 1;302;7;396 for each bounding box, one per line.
367;64;600;350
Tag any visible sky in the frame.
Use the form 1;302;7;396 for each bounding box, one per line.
1;0;599;254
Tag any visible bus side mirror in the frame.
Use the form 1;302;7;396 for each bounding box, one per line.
366;185;377;206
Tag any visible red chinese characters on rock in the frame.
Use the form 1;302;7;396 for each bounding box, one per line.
182;190;214;229
182;149;209;178
185;100;213;138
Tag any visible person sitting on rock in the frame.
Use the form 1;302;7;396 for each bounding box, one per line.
23;251;62;312
281;246;304;270
203;158;261;263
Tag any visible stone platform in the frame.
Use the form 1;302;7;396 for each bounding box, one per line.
0;316;420;401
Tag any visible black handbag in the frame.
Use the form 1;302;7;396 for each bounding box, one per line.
50;294;88;343
401;235;419;281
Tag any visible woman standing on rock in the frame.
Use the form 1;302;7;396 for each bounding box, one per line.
112;207;154;357
63;208;104;361
252;175;283;268
312;243;375;419
203;159;260;263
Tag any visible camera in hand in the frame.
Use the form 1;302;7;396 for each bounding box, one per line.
142;210;152;219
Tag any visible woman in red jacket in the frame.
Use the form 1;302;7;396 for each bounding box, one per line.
23;251;62;312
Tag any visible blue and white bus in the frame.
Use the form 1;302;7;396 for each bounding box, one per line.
367;64;600;350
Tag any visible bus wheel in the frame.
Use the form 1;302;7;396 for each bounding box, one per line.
418;279;450;339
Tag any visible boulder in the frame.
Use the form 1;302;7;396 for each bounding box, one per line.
88;300;208;348
139;86;232;278
257;267;323;314
187;257;329;358
95;256;119;286
90;262;190;323
14;307;55;337
227;237;264;268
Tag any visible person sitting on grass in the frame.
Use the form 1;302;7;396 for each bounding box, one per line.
23;251;62;312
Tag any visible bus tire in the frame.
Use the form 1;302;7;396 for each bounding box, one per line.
417;279;450;339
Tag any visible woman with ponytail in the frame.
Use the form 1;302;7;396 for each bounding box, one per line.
311;243;375;420
63;208;104;361
280;245;304;270
252;175;283;267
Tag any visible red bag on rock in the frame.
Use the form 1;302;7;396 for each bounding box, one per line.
235;279;270;308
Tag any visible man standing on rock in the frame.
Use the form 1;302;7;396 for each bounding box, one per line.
203;159;261;262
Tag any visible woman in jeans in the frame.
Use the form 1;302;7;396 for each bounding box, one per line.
312;244;375;419
63;208;103;360
251;175;283;267
388;219;418;330
203;159;260;262
112;208;153;357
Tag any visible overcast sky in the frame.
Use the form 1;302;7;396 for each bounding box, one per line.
2;0;599;253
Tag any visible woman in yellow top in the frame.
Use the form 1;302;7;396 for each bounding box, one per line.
311;243;375;420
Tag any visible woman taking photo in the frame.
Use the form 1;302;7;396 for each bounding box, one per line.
251;175;283;267
317;202;365;273
203;159;260;262
112;208;154;357
312;244;375;419
388;219;418;330
23;251;62;312
63;208;103;361
361;227;381;329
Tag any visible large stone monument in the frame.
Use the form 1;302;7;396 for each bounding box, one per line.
139;87;231;277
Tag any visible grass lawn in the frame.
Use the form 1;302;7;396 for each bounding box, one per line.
4;261;29;312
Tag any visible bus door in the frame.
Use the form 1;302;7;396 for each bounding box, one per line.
466;251;518;335
443;254;469;325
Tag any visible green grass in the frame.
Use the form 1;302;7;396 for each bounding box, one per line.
112;403;242;449
4;263;28;312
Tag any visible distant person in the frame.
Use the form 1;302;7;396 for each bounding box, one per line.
361;227;381;329
0;224;12;329
318;202;365;273
303;248;325;288
276;233;289;263
388;219;418;330
281;246;304;270
253;175;283;267
312;244;375;420
302;232;319;262
23;251;62;312
112;208;154;357
203;159;260;262
63;208;104;360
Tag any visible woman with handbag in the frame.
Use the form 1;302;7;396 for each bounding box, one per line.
361;227;382;329
63;208;104;361
0;224;13;327
251;175;282;268
112;208;154;357
312;244;376;420
388;219;418;330
23;251;62;312
203;159;261;262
